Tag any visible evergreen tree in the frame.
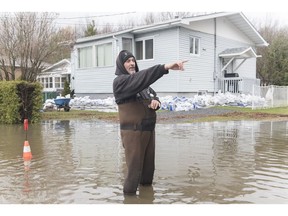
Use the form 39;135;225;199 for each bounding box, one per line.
257;25;288;86
62;80;71;97
84;20;97;37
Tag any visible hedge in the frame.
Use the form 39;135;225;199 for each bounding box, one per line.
0;81;43;124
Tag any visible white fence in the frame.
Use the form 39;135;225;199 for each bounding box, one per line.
252;85;288;109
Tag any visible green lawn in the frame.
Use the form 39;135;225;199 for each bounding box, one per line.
41;109;118;120
188;106;288;123
40;106;288;122
216;106;288;115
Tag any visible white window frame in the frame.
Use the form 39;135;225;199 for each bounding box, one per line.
135;37;154;61
189;36;200;56
95;42;113;67
78;46;93;69
38;75;67;90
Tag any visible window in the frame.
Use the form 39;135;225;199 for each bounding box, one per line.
78;43;112;68
145;39;153;59
55;77;67;89
96;43;112;67
43;77;53;89
38;76;67;89
189;37;200;55
122;38;133;52
55;77;60;88
135;38;153;60
136;41;143;60
49;77;53;88
78;46;93;68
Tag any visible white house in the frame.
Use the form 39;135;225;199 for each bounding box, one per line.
37;59;71;100
70;12;268;99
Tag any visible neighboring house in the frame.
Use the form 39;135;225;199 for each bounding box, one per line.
0;56;52;81
70;12;268;99
37;59;71;100
0;65;22;81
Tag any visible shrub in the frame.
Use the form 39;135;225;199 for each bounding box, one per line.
0;81;43;124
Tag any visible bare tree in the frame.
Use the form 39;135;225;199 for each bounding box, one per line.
46;26;76;63
143;12;158;25
0;13;18;80
0;12;68;82
117;19;136;31
140;12;204;25
100;22;115;34
159;12;198;21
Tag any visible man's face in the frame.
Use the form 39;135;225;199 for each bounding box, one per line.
124;57;136;75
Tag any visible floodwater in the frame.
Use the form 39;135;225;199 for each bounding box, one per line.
0;119;288;204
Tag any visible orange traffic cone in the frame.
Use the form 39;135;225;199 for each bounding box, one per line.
23;140;32;161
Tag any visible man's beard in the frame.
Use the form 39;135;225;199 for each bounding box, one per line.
128;69;136;74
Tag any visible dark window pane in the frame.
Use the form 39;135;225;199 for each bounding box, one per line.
190;37;194;54
195;38;199;54
145;39;153;59
136;41;143;60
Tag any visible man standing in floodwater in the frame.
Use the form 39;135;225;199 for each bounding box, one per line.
113;50;187;195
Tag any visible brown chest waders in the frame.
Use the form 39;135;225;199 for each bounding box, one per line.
118;100;156;194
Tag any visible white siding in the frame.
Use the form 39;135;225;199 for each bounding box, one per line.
72;17;260;97
216;36;257;79
178;28;216;93
135;28;181;93
74;67;115;94
189;17;254;45
72;33;138;96
73;39;116;95
133;25;256;95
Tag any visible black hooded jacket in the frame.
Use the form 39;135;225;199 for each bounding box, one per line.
113;50;169;105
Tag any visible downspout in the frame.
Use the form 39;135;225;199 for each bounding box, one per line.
213;18;217;95
113;35;119;57
70;45;77;92
177;27;180;94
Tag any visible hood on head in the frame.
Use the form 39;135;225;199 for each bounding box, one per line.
115;50;139;75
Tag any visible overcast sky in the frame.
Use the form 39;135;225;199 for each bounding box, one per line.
3;0;288;28
4;0;288;13
53;11;288;28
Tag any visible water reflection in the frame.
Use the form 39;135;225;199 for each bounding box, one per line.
123;185;155;204
0;120;288;204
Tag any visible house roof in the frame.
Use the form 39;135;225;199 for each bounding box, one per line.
219;47;261;59
75;12;268;47
42;59;71;72
76;29;133;44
